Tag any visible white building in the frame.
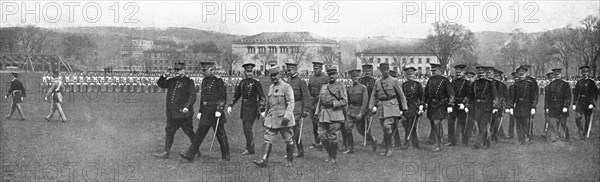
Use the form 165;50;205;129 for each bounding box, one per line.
232;32;340;74
355;46;439;75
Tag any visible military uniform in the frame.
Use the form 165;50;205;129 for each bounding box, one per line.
544;69;571;141
285;63;311;157
154;63;196;159
573;66;598;140
448;66;472;146
43;71;68;122
491;71;508;141
316;66;347;162
308;62;329;149
229;62;266;155
368;63;408;156
424;65;454;152
358;65;377;149
400;67;424;149
5;73;26;121
342;69;371;154
507;72;519;138
508;65;538;145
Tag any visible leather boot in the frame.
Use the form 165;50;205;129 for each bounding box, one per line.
322;140;332;162
285;144;294;167
330;141;338;163
253;143;272;168
154;151;169;159
400;139;409;150
219;134;230;161
343;133;355;154
380;134;392;157
296;141;305;158
432;125;441;152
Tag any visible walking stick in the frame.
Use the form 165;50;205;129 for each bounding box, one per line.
587;111;594;138
209;117;221;152
463;112;470;134
299;117;304;142
529;115;534;138
407;115;419;140
497;113;504;134
364;116;370;146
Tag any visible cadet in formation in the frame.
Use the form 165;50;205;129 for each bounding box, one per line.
315;65;347;162
308;60;330;151
424;64;454;152
572;66;598;140
544;68;571;142
285;63;311;158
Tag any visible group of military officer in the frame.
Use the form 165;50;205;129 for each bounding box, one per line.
152;59;598;169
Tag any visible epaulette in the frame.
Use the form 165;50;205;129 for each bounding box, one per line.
252;78;260;82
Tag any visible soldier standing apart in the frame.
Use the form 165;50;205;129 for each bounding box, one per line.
43;71;67;122
507;72;520;139
424;64;454;152
308;61;329;151
253;66;296;167
400;67;424;149
470;66;498;149
544;68;571;142
285;63;311;157
154;63;196;159
573;66;598;140
358;64;378;151
4;72;26;121
342;69;369;154
507;65;537;145
180;61;230;162
227;62;265;155
448;64;472;146
315;66;347;162
368;63;408;156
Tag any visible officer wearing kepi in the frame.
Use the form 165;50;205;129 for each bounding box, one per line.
342;69;370;154
368;63;408;156
491;68;508;141
507;71;520;139
227;61;265;155
400;67;424;149
424;64;454;152
359;64;378;151
572;66;598;140
285;62;311;158
315;65;348;163
308;60;330;151
544;68;571;142
154;62;196;159
508;65;538;145
180;61;230;162
253;66;296;167
470;66;498;149
448;64;472;146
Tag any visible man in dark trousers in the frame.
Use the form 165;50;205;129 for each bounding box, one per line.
545;68;571;142
308;60;329;151
180;61;230;162
227;62;265;155
518;65;539;141
491;69;508;142
573;66;598;140
285;62;311;157
424;64;454;152
4;72;26;121
508;65;538;145
448;64;471;146
506;71;520;139
470;66;498;149
343;69;369;154
358;64;378;152
400;67;424;149
154;62;196;159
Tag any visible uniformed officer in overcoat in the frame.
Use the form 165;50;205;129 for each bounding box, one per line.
572;66;598;140
389;69;403;147
507;65;538;145
342;69;369;154
4;72;26;121
180;61;230;162
470;66;498;149
227;62;265;155
448;64;472;146
400;67;424;149
491;69;508;141
315;65;348;162
358;64;378;152
424;64;454;152
308;60;329;150
544;68;571;142
154;62;196;159
285;62;311;157
253;66;296;167
507;71;520;139
368;63;408;156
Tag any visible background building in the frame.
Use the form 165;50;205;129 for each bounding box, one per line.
355;46;439;75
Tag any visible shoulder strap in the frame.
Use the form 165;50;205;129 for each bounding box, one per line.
380;79;391;98
326;84;341;101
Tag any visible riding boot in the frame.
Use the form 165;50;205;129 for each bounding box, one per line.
285;144;294;167
343;133;355;154
253;143;272;168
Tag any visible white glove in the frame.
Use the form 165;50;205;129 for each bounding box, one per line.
182;108;189;113
196;113;202;120
458;104;465;110
573;105;576;110
419;105;424;111
447;107;453;113
530;109;536;115
492;109;498;113
505;109;510;113
545;109;549;113
562;107;568;113
215;111;222;117
3;95;6;99
509;109;514;115
464;108;469;113
372;107;377;113
418;109;424;115
260;112;266;118
589;104;594;109
227;106;232;114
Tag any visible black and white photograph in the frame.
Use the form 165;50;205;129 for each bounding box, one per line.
1;0;599;181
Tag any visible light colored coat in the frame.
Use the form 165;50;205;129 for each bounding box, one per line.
264;80;295;128
315;82;348;123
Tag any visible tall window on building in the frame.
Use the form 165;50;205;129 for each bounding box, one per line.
291;46;300;53
426;58;430;63
393;58;398;63
418;67;422;73
385;58;389;63
268;46;277;53
418;58;422;64
258;47;266;53
377;58;381;63
410;58;414;63
280;46;289;53
247;47;256;54
369;58;373;63
402;58;407;64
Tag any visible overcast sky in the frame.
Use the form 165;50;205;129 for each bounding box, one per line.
2;1;598;38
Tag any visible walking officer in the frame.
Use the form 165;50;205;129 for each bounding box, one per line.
285;62;311;157
470;66;498;149
180;61;230;162
4;72;26;121
507;65;538;145
573;66;598;140
448;64;472;146
424;64;454;152
308;60;329;150
368;63;408;156
342;69;370;154
315;65;348;162
400;67;424;149
544;68;571;142
491;69;508;141
507;71;520;139
359;64;378;151
253;66;296;167
154;62;196;159
227;62;265;155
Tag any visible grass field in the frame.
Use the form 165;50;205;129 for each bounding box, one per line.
1;72;599;182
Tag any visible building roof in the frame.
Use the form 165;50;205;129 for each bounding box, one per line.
233;32;338;44
357;46;431;55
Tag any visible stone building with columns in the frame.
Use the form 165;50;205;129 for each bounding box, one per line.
355;46;440;75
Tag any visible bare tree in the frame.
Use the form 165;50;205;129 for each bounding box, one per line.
221;48;242;74
17;25;52;54
421;21;477;74
498;29;531;72
286;46;313;67
252;51;276;72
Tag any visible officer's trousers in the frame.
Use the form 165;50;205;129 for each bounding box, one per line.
164;117;195;152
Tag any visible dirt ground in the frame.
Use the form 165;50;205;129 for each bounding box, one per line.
1;72;599;182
